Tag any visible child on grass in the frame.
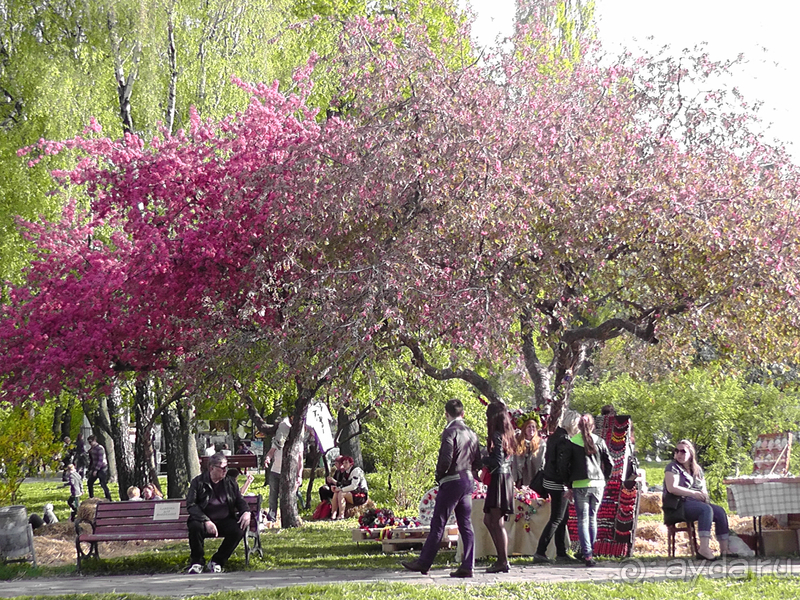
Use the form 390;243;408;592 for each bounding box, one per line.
64;463;83;521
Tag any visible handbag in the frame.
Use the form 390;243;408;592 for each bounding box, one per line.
311;500;332;520
480;467;492;486
530;469;547;497
662;490;686;525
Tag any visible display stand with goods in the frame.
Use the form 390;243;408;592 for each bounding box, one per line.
566;414;641;558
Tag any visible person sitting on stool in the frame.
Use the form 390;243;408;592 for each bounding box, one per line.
186;452;251;574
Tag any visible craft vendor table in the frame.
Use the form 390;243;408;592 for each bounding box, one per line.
456;496;567;561
353;525;459;553
725;476;800;556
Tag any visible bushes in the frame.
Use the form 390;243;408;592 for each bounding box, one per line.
0;403;61;503
364;384;485;511
571;368;800;502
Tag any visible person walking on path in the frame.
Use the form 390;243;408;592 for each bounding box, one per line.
482;402;516;573
87;435;112;501
185;452;251;574
402;398;481;578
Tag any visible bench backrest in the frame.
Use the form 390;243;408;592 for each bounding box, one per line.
93;495;261;535
93;500;189;537
200;453;258;472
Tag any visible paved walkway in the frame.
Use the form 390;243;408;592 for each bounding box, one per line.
4;558;800;598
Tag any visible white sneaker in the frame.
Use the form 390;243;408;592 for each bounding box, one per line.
187;563;203;574
205;561;222;573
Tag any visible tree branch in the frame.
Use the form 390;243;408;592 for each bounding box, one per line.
399;334;502;403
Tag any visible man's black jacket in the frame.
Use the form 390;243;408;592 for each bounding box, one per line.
186;471;249;523
435;417;481;483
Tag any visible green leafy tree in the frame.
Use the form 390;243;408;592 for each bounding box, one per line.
363;362;486;509
571;368;800;501
0;403;61;503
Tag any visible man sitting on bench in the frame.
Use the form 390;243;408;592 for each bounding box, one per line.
186;452;251;574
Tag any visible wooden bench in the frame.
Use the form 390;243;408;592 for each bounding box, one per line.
75;496;263;572
200;453;259;474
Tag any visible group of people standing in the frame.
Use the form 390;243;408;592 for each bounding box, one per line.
58;434;113;521
402;398;612;577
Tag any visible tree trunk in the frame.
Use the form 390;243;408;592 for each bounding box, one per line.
133;376;158;489
52;406;64;441
279;417;306;529
107;383;135;500
179;399;200;482
165;5;177;134
162;401;191;498
60;396;75;441
337;407;363;468
107;7;140;134
279;378;325;529
82;393;117;482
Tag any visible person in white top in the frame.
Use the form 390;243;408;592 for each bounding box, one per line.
203;438;216;457
264;417;303;521
330;455;369;520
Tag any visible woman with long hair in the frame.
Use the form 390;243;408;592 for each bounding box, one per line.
330;455;369;520
564;414;612;567
533;409;581;564
663;439;733;560
513;416;544;488
483;402;516;573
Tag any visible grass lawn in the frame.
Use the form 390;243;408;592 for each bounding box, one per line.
4;475;447;579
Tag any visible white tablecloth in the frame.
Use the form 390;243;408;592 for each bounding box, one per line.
726;478;800;517
456;496;568;560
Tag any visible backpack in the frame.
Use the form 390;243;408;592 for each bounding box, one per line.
311;500;332;520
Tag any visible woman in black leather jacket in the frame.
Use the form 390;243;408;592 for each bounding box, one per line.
533;409;581;564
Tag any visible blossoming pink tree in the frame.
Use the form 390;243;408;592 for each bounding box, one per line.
310;12;800;422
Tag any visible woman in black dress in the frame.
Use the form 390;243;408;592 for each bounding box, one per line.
483;402;516;573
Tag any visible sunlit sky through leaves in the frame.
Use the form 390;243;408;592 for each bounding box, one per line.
463;0;800;160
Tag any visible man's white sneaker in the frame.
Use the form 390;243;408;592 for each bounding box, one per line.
187;563;203;574
205;561;222;573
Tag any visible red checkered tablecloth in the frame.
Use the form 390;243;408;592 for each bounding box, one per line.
726;478;800;517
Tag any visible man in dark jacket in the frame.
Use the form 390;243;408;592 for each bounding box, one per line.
402;398;480;578
186;453;251;574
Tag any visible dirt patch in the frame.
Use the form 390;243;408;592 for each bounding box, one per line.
32;533;183;567
31;515;183;567
633;514;769;557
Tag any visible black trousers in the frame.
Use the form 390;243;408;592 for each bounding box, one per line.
536;487;569;556
88;468;112;501
68;495;80;521
188;517;245;566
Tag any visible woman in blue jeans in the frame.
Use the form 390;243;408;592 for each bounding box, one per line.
563;414;612;567
663;439;734;560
